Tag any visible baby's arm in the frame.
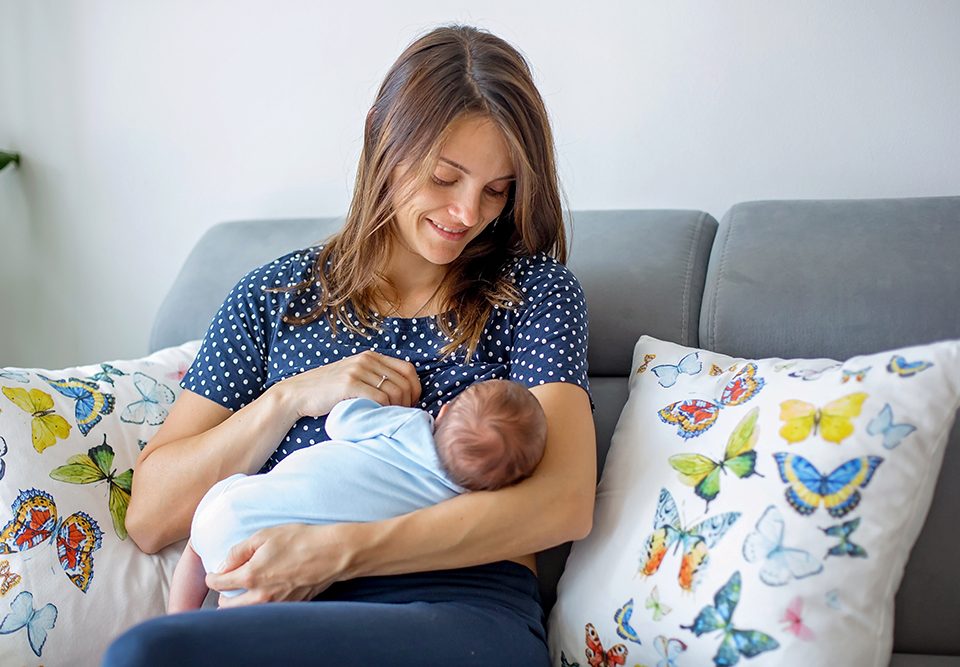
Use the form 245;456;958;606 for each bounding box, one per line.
167;540;211;613
325;397;421;441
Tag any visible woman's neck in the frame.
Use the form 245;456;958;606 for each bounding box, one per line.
378;245;449;317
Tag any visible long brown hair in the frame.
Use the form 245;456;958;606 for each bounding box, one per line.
280;24;567;360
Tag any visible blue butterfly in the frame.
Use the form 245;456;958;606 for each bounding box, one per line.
821;517;867;558
120;372;175;425
866;404;916;449
788;363;841;381
0;369;30;383
38;375;115;436
652;352;702;388
841;366;870;383
742;505;823;586
825;589;843;610
887;355;933;377
87;363;126;386
0;590;58;657
614;598;642;645
653;635;688;667
773;452;883;518
681;571;779;666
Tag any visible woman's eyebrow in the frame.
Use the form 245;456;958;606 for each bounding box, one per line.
439;157;515;181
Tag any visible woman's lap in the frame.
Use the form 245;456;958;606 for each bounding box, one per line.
102;562;549;667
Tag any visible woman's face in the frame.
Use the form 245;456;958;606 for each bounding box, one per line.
389;114;515;269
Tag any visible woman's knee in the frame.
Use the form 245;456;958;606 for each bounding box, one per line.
102;614;213;667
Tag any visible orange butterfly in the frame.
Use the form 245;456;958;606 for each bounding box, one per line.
585;623;627;666
635;354;656;374
0;559;21;596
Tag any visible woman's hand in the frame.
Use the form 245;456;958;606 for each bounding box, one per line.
274;350;422;420
206;523;356;607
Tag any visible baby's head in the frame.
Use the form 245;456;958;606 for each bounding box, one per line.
433;379;547;492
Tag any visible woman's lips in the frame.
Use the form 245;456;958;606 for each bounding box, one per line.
427;218;468;240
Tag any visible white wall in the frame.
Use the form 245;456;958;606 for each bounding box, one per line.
2;0;959;367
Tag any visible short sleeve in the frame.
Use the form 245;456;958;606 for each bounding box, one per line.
508;256;592;407
180;251;305;411
326;398;428;442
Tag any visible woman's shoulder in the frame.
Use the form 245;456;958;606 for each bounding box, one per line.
236;245;325;291
506;252;584;301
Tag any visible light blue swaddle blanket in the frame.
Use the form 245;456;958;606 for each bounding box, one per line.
190;398;465;594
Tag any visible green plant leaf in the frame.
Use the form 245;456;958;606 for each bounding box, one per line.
0;151;21;171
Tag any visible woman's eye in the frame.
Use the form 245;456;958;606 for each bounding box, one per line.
431;175;507;198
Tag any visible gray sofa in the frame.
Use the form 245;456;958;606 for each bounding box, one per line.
151;196;960;666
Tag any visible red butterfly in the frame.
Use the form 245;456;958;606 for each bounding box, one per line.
0;488;102;592
781;596;815;641
585;623;627;667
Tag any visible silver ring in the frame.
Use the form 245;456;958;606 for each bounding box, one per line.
376;374;388;390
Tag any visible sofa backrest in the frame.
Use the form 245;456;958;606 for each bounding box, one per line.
149;211;719;474
151;200;960;655
699;196;960;656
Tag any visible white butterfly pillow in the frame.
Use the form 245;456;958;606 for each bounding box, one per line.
0;340;200;666
548;335;960;667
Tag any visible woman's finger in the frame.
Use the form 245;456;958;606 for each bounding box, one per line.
205;538;258;591
370;368;410;407
218;539;256;573
217;588;262;609
371;354;421;405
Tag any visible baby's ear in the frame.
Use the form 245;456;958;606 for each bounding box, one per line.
436;403;449;423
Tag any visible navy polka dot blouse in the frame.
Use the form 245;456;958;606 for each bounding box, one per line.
182;246;591;473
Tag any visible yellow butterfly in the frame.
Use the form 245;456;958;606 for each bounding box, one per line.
2;386;72;452
778;393;867;445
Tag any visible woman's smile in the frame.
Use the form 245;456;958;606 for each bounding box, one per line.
426;218;469;240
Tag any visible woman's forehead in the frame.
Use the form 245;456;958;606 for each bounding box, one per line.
437;116;515;179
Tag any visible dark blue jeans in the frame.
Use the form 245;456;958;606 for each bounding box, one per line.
102;561;549;666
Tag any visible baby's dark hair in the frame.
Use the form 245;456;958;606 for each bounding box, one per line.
433;379;547;491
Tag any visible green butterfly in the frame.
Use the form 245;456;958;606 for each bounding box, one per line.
49;436;133;539
645;584;672;621
668;407;761;512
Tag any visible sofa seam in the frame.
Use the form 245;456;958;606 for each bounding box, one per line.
680;216;703;345
710;207;735;351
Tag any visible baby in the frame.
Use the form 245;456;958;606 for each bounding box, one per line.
167;378;547;612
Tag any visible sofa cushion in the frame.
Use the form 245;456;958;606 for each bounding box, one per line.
700;196;960;654
548;335;960;667
0;342;199;665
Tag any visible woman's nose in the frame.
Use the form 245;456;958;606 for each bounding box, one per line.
448;189;482;228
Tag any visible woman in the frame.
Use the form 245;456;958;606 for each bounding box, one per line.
107;24;595;666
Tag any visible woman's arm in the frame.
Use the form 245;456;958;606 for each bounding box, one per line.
207;381;596;605
125;387;296;554
354;381;597;567
126;350;423;554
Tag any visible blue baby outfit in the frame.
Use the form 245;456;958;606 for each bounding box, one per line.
181;246;591;472
190;397;464;588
